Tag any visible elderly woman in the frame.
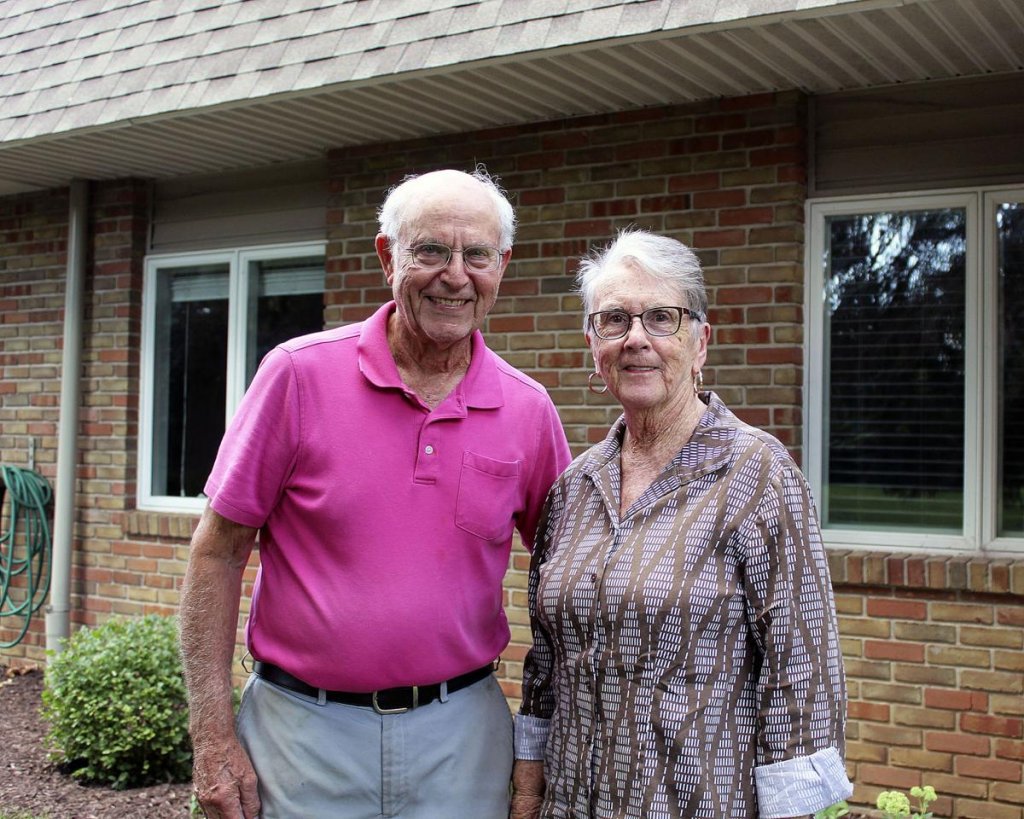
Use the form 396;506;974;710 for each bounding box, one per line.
511;230;853;819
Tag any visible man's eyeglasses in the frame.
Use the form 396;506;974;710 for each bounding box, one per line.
588;306;704;340
404;243;502;273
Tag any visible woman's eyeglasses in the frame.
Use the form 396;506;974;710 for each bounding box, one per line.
588;306;704;340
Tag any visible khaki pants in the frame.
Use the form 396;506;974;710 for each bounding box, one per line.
237;672;514;818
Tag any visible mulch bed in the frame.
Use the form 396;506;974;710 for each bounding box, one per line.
0;666;193;819
1;664;880;818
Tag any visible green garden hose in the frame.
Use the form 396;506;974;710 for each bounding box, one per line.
0;464;53;648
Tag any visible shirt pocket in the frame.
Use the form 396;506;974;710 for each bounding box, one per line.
455;451;521;541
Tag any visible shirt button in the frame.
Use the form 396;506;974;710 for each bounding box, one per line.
424;445;434;455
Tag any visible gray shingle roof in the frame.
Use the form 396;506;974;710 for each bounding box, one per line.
0;0;849;145
0;0;1020;193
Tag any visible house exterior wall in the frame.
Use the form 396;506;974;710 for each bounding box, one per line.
1;92;1022;816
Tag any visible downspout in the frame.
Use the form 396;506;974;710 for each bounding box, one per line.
46;178;89;655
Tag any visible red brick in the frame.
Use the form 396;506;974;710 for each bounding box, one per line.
924;688;985;711
996;739;1024;761
849;701;890;721
719;206;774;226
695;113;747;133
563;219;613;237
997;606;1024;627
693;190;746;208
520;185;569;204
489;316;535;332
668;172;720;192
856;764;920;789
746;347;802;366
865;640;926;663
750;146;804;166
615;140;668;161
640;194;691;213
961;714;1023;738
715;327;771;345
957;756;1022;781
905;558;927;586
925;732;990;755
692;228;746;247
541;132;589;150
722;129;777;149
590;199;637;217
716;285;773;305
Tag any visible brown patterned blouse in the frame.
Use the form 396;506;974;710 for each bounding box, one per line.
516;393;852;818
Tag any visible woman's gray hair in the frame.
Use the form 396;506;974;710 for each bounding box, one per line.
576;228;708;335
377;166;517;252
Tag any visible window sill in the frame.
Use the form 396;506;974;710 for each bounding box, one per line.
123;510;198;540
828;549;1024;596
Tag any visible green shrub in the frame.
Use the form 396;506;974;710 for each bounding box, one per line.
815;801;849;818
877;785;938;818
41;614;192;789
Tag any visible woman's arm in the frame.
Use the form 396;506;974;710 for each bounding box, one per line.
743;466;853;818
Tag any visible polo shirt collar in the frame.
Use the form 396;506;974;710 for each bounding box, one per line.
357;301;504;409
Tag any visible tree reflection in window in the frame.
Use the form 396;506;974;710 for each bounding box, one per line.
999;202;1024;536
824;209;966;531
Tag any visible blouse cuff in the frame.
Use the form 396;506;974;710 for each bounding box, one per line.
513;714;550;760
754;746;854;818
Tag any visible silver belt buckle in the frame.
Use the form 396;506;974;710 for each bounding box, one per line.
372;685;418;715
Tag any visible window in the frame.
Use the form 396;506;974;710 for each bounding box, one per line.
140;243;326;512
806;189;1023;554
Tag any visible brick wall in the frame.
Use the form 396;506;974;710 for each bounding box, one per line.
0;179;164;659
324;90;808;457
79;179;184;625
1;94;1022;816
832;553;1024;818
0;186;69;653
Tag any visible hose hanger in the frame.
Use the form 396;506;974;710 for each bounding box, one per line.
0;465;54;648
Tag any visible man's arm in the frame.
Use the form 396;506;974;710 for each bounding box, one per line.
180;504;260;819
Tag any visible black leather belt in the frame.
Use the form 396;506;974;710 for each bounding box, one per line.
253;660;494;714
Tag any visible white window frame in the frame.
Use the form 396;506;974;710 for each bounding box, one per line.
983;187;1024;554
139;241;326;514
805;186;1024;556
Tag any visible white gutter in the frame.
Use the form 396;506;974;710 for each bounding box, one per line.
45;178;88;655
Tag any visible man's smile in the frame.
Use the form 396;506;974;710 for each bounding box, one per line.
428;295;471;307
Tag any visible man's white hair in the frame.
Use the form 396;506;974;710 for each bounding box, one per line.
377;166;516;252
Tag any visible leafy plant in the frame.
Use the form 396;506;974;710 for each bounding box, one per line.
877;785;938;818
41;614;192;789
815;801;849;819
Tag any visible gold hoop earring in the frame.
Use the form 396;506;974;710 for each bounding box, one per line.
693;370;704;396
588;372;609;395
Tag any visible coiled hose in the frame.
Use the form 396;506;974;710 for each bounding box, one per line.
0;464;53;648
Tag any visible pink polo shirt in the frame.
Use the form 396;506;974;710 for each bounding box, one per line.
205;302;570;692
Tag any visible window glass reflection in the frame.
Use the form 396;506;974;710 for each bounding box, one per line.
245;256;325;383
152;264;229;498
825;209;966;532
999;202;1024;536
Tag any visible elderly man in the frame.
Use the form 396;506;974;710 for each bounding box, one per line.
180;168;571;819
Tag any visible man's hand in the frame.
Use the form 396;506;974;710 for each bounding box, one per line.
192;736;261;819
510;759;545;819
